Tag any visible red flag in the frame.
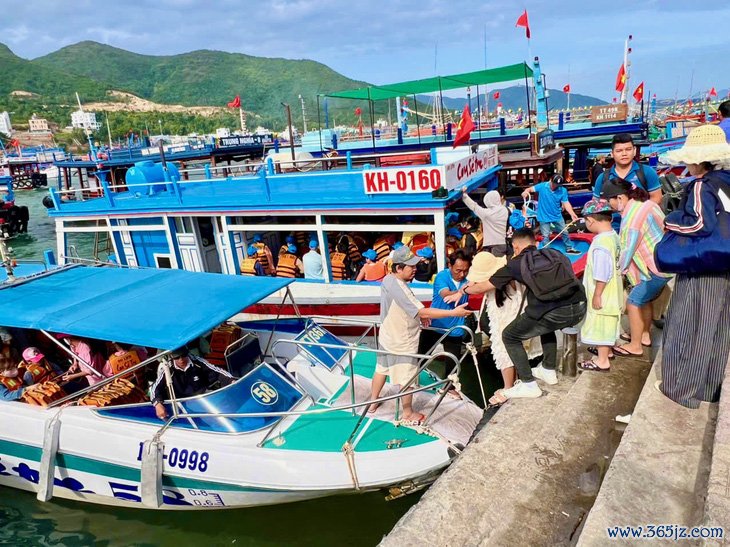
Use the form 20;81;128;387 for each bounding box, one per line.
632;82;644;102
615;64;627;92
709;87;718;97
563;84;571;93
687;99;693;107
227;95;241;108
453;105;475;148
8;139;19;147
493;91;500;100
515;10;531;39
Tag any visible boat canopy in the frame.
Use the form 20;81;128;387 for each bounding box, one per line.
0;266;293;350
324;62;534;101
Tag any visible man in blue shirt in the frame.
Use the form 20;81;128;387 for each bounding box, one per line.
719;101;730;143
521;175;580;254
593;133;663;205
418;250;472;382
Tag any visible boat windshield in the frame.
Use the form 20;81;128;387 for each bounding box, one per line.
97;363;304;434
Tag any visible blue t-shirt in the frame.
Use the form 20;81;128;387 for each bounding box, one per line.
719;118;730;143
430;269;468;336
593;161;661;199
534;181;568;223
303;250;324;280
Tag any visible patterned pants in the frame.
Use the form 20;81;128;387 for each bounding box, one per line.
661;273;730;409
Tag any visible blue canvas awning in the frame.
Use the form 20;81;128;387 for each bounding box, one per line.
0;266;293;350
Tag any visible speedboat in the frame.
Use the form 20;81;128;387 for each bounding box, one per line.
0;263;483;510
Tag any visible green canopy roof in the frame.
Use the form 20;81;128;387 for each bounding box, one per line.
324;62;534;101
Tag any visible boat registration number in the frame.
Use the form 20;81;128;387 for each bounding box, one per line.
363;167;443;194
136;442;210;472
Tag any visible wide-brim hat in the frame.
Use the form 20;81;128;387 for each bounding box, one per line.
665;124;730;166
467;251;507;282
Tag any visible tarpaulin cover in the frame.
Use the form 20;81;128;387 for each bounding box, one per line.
324;63;534;101
0;266;292;350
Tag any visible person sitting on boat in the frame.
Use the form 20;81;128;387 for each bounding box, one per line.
520;175;581;255
0;348;61;402
461;187;509;256
278;235;297;256
303;240;325;280
276;244;304;278
252;234;275;275
372;234;395;262
445;228;463;257
241;245;267;276
330;236;353;281
151;346;235;420
459;216;483;257
57;334;109;387
414;247;437;283
355;249;386;282
0;328;20;367
21;347;64;380
1;354;31;402
368;246;472;425
593;133;663;207
102;342;148;384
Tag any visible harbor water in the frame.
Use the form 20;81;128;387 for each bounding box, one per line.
1;188;500;546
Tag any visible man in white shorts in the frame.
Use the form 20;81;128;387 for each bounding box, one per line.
368;246;471;424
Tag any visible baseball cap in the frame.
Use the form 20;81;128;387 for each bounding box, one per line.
391;246;421;266
170;347;189;359
445;212;460;224
247;245;258;256
551;174;565;186
22;347;45;364
308;240;318;249
393;241;405;250
287;243;297;253
285;235;295;244
416;247;434;259
582;198;615;215
253;234;262;243
447;227;462;238
362;249;377;261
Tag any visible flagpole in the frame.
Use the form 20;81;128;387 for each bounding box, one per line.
620;35;632;103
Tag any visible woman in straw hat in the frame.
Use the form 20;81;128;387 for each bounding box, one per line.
466;251;542;405
659;124;730;408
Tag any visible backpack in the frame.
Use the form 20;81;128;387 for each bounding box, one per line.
520;248;581;302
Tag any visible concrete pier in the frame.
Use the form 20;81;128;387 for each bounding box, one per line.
381;350;652;546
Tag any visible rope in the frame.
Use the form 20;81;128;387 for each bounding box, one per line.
542;218;581;249
465;342;488;408
342;441;360;490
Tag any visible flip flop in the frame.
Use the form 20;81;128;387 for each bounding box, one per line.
612;345;644;357
620;333;651;347
587;346;615;360
578;359;611;372
487;390;508;408
399;412;426;426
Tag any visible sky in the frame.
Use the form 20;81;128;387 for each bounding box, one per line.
1;0;728;101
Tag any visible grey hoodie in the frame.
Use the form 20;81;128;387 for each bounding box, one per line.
462;190;509;247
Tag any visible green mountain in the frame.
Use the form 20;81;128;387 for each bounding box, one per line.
33;41;369;126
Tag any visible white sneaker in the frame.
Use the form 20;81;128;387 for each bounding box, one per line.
501;380;542;399
532;365;558;385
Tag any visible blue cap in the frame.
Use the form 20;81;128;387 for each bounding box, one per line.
287;243;297;253
309;240;318;249
393;241;405;250
445;212;460;223
416;247;434;259
247;245;257;256
286;235;295;244
447;227;462;238
253;234;262;243
363;249;378;261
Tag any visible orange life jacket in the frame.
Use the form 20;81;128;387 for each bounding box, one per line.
373;238;391;261
0;374;23;391
276;252;298;278
19;362;52;384
241;257;261;276
330;252;347;280
108;350;141;375
253;242;271;272
362;261;387;282
461;230;483;249
409;233;433;254
278;244;289;256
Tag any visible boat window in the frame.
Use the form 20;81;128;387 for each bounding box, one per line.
228;214;315;226
96;363;304;434
321;213;434;226
173;217;194;233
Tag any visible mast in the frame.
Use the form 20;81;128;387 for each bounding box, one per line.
620;35;633;104
75;92;98;161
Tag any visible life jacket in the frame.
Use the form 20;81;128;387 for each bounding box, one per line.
19;362;52;384
240;257;261;276
278;244;289;256
409;233;433;254
362;261;387;281
0;374;23;391
253;242;271;272
347;241;362;265
461;230;483;249
108;350;141;376
373;238;391;261
446;241;459;257
330;252;347;280
276;252;298;278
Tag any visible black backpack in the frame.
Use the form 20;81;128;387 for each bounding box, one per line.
520;248;581;302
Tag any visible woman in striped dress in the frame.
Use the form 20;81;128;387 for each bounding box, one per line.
600;179;672;357
658;125;730;408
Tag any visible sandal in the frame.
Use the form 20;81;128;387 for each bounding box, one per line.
612;345;644;357
366;402;381;414
487;390;508;408
399;412;426;426
578;359;611;372
587;346;615;360
620;333;651;347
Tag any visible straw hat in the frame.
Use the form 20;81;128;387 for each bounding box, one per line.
467;251;507;283
665;124;730;167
